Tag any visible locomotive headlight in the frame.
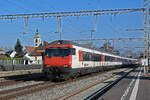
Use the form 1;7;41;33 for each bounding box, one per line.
64;65;68;67
44;65;50;67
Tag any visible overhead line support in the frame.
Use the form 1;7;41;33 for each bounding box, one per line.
0;8;144;19
72;38;143;42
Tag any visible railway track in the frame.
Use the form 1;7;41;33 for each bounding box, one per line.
57;68;133;100
0;68;133;100
0;73;45;87
0;69;119;100
0;82;53;100
0;80;26;87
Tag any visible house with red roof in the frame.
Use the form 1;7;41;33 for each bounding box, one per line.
24;29;48;64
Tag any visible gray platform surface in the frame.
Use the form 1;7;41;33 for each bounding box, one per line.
0;65;42;71
98;67;150;100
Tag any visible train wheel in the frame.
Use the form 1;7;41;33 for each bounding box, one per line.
72;73;79;79
62;73;70;81
46;72;54;81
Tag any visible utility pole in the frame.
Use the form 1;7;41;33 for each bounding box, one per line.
90;30;94;47
143;0;148;74
90;15;98;47
148;32;149;72
24;17;28;33
121;40;125;50
57;16;62;40
148;8;150;73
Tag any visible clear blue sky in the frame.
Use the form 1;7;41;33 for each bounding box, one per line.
0;0;144;52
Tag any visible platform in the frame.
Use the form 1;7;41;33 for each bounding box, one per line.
99;67;150;100
0;69;42;77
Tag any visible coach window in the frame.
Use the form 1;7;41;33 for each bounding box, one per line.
94;54;101;61
82;52;101;61
105;56;109;61
82;52;88;61
118;58;122;62
111;57;115;62
105;56;115;62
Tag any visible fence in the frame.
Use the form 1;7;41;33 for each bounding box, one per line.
0;58;42;71
0;58;43;65
31;60;43;65
0;58;27;65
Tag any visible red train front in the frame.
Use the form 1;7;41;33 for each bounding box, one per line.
44;45;73;67
43;40;76;80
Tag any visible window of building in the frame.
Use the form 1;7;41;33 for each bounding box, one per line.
35;39;38;43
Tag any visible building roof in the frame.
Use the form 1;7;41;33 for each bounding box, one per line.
34;29;40;38
0;54;8;58
5;50;16;58
0;48;4;51
0;48;5;54
29;41;48;56
36;41;48;50
24;46;36;54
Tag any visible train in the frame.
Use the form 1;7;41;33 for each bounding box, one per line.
43;40;139;81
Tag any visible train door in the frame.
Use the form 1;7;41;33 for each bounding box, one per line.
92;50;95;68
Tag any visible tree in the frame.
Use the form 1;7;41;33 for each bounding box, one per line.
14;39;24;57
1;46;13;52
99;42;114;52
99;42;120;55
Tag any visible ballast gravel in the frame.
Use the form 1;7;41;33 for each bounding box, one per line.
0;81;44;91
11;69;131;100
10;68;130;100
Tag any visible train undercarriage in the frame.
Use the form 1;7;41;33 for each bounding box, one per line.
43;64;137;81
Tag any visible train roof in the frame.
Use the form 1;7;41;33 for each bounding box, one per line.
48;40;137;61
48;40;109;52
48;40;106;51
49;40;81;46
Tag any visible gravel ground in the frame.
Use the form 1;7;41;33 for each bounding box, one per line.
0;74;46;98
10;68;131;100
0;73;45;87
0;81;44;91
0;78;5;82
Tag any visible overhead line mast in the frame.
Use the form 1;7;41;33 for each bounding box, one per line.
143;0;149;73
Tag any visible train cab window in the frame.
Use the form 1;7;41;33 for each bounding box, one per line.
45;47;75;57
70;48;76;55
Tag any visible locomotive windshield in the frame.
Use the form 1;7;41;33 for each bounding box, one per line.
45;47;75;57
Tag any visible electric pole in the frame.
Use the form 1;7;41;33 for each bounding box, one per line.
143;0;149;74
